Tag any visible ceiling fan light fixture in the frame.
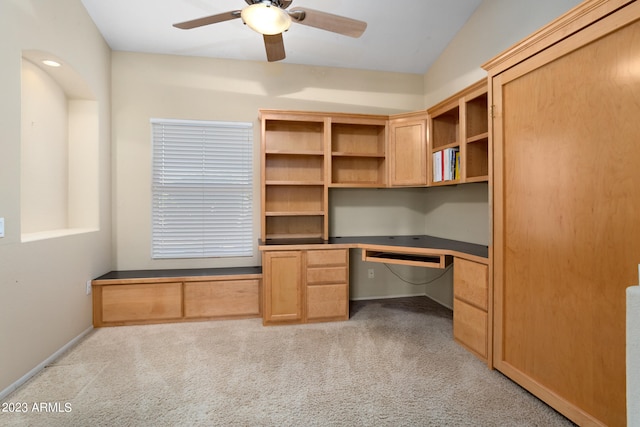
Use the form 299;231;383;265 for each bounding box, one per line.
241;3;291;35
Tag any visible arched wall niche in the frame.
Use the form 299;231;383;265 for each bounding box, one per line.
21;50;99;241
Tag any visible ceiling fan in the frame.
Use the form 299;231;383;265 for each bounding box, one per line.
173;0;367;62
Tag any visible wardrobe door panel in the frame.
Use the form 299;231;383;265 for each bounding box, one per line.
492;9;640;427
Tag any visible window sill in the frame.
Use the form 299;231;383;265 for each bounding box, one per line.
21;228;99;243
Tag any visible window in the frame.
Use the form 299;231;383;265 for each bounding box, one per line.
151;119;253;259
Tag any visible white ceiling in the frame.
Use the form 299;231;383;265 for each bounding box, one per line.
80;0;483;74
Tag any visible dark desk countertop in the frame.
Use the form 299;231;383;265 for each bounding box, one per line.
94;266;262;281
261;235;489;259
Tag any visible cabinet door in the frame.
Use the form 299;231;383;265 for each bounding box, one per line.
101;282;183;324
184;280;260;318
389;118;427;186
490;8;640;425
262;251;303;324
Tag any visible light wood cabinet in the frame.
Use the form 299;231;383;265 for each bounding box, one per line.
101;282;183;323
262;250;303;325
262;248;349;325
261;112;328;241
485;1;640;425
184;280;260;318
388;112;427;186
330;117;387;188
306;249;349;322
92;271;262;327
428;80;488;185
453;257;489;364
260;111;389;241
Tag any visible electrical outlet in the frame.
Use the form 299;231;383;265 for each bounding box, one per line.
368;268;375;279
0;217;4;238
86;280;92;295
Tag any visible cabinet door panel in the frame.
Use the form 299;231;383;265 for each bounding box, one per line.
453;258;488;310
184;280;260;318
307;284;348;321
492;12;640;426
307;249;348;266
453;298;487;358
263;251;303;323
307;266;347;284
102;283;182;322
389;120;426;186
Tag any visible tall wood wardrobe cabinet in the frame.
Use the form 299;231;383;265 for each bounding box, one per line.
484;1;640;426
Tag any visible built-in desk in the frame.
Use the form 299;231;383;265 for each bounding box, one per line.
259;235;491;366
259;234;488;265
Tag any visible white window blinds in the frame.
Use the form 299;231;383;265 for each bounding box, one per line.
151;119;253;259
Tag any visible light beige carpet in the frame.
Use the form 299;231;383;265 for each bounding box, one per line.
1;297;574;426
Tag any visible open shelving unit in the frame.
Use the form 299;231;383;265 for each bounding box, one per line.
428;79;488;185
329;118;387;188
463;86;489;182
261;114;328;241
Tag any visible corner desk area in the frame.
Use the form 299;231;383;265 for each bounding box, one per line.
258;78;491;365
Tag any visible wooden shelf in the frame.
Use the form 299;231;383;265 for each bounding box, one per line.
331;152;385;158
265;150;324;156
430;141;459;153
428;79;488;185
265;211;325;216
431;107;459;150
265;181;324;186
467;132;488;143
265;232;324;240
330;120;386;187
329;182;383;188
331;156;386;187
264;120;323;153
265;154;324;183
265;215;325;241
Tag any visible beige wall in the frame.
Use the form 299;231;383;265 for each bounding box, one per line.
417;0;583;307
424;0;584;106
0;0;111;395
111;52;425;272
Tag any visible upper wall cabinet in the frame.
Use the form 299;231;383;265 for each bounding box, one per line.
388;112;428;186
329;115;388;188
428;80;489;186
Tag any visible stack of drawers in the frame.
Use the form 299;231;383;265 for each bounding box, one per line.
306;249;349;322
453;257;489;363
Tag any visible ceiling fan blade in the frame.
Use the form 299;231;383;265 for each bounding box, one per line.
263;33;286;62
289;7;367;38
173;11;241;30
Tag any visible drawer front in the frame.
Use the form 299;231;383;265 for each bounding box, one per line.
306;284;349;321
453;298;487;359
307;266;347;285
184;279;260;318
101;282;182;322
453;257;488;310
307;249;348;266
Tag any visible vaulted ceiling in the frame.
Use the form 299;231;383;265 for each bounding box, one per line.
81;0;483;74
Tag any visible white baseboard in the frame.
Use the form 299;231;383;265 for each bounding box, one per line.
0;326;93;401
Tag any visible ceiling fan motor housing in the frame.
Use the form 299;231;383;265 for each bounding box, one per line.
245;0;293;9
